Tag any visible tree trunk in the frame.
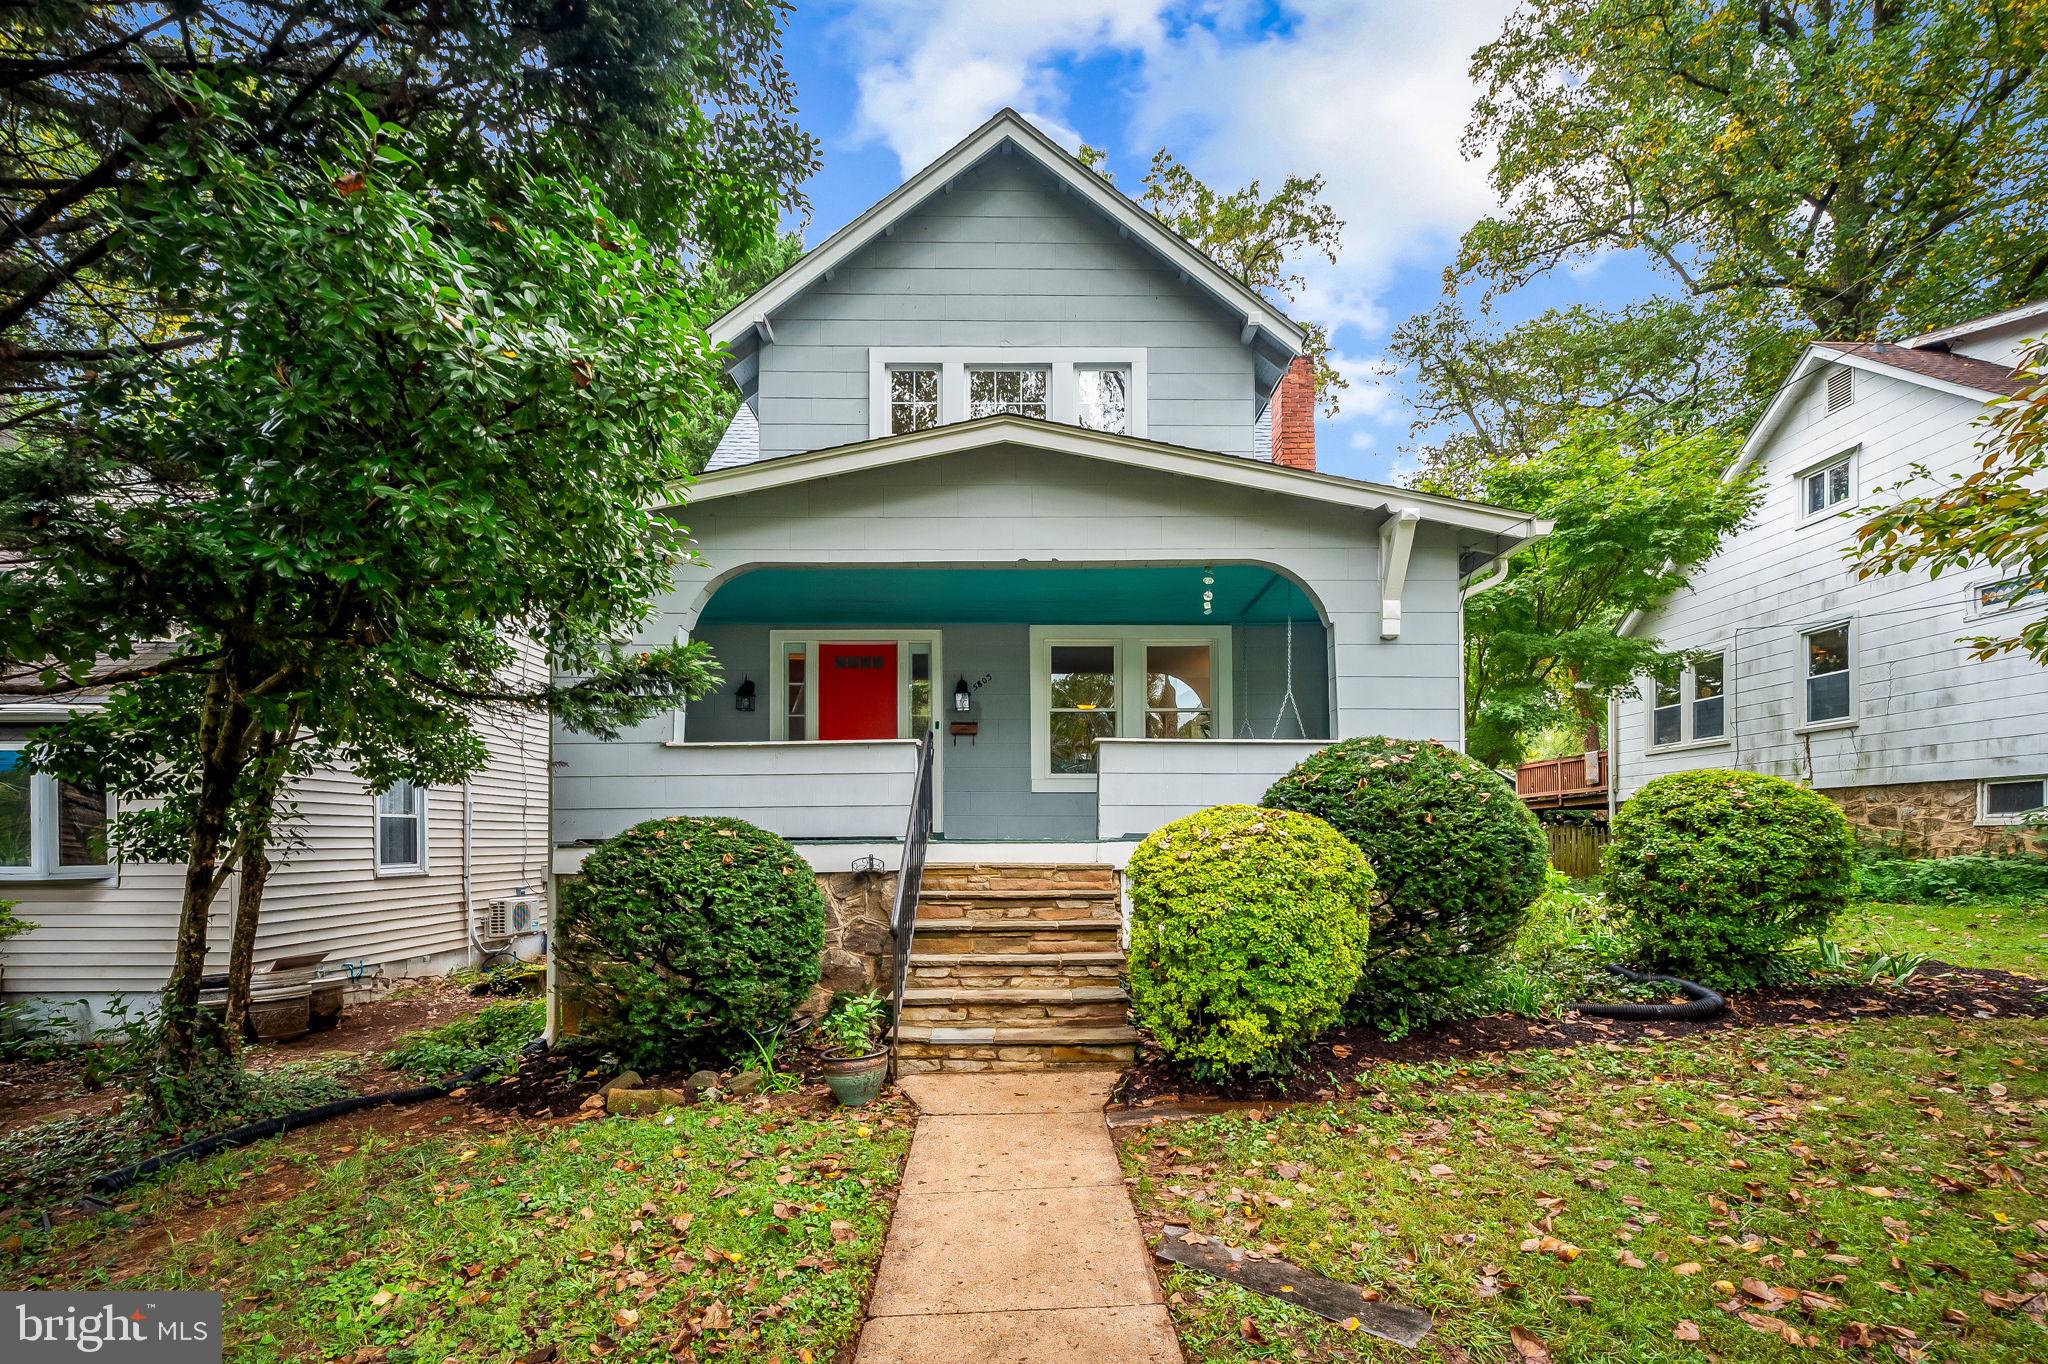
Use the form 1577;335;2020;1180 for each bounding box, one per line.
158;674;249;1077
222;716;297;1043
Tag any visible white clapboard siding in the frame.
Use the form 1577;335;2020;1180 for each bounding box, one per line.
1615;361;2048;798
555;740;920;845
2;645;551;1002
1095;740;1327;840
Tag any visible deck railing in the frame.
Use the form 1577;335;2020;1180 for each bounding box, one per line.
885;732;935;1062
1515;751;1609;809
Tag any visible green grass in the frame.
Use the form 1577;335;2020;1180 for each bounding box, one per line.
8;1096;912;1363
1835;899;2048;978
1121;1016;2048;1362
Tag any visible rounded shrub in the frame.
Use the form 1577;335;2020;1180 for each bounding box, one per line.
558;816;824;1070
1263;736;1548;1029
1604;769;1856;986
1125;805;1375;1082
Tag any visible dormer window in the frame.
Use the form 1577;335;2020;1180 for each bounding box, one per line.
967;365;1049;420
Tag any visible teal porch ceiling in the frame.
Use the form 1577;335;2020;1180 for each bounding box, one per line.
697;563;1321;626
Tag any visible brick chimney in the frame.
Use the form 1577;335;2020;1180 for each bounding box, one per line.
1270;354;1316;471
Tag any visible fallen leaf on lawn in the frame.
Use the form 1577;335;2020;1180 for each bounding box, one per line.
1672;1262;1703;1276
830;1220;855;1243
1674;1321;1701;1342
1508;1326;1553;1362
1239;1316;1265;1344
699;1300;732;1332
1738;1311;1808;1346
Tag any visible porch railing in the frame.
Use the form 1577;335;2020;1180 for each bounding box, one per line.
885;731;936;1062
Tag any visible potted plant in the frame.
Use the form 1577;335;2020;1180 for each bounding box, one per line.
814;992;889;1106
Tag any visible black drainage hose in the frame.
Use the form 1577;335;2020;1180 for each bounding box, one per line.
86;1038;547;1198
1569;964;1726;1022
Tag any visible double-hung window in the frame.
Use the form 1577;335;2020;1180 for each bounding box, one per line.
374;780;427;873
0;745;111;880
1030;627;1229;790
1800;451;1854;521
1802;622;1854;726
967;365;1049;420
1649;651;1727;748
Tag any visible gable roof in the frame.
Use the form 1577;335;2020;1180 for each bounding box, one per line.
1811;340;2029;399
672;413;1549;550
1904;298;2048;352
707;109;1306;364
704;403;759;472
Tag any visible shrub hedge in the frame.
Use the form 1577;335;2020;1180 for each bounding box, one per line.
1604;769;1855;986
1856;847;2048;905
1125;805;1374;1081
1263;736;1548;1029
557;816;824;1070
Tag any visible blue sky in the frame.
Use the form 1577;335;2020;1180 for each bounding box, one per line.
771;1;1669;483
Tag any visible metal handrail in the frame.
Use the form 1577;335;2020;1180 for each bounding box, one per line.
886;731;936;1061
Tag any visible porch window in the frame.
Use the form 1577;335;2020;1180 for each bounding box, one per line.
0;746;111;880
1048;643;1117;775
1802;622;1853;726
1029;627;1231;790
887;366;939;435
1076;365;1131;434
375;780;427;873
967;365;1049;420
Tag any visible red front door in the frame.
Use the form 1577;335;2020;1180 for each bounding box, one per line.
817;643;899;740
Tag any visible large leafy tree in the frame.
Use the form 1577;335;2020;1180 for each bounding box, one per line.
0;98;721;1093
1852;342;2048;663
1;0;816;374
1082;144;1349;409
1454;421;1758;769
1461;0;2048;337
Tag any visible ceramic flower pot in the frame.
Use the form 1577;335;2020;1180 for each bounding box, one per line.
819;1049;889;1106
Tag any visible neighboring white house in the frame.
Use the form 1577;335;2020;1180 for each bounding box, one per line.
551;109;1551;874
1;658;552;1030
1613;301;2048;853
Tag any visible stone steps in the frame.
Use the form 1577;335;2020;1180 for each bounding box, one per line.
895;864;1130;1072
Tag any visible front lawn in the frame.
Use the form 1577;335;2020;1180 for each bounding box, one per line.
1837;899;2048;978
7;1082;910;1362
1119;1015;2048;1362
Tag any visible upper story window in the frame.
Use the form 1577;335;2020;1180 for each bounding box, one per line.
967;365;1049;420
1649;650;1727;749
1973;573;2046;616
1802;451;1853;520
1802;621;1854;727
0;745;111;881
887;366;940;435
374;780;427;873
868;350;1148;440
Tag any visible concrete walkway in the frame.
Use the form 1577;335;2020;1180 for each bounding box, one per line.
854;1071;1180;1362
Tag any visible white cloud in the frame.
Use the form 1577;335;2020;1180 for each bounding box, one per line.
841;1;1513;342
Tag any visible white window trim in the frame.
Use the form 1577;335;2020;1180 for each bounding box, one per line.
1646;650;1732;752
1978;776;2048;827
1796;617;1858;734
1795;446;1859;527
1027;625;1233;793
372;780;430;876
0;743;116;883
759;630;947;832
868;348;1149;439
1966;572;2048;621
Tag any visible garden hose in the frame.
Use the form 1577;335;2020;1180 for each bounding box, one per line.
83;1037;548;1199
1568;964;1726;1021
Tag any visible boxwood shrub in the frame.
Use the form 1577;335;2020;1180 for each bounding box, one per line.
1605;770;1856;986
557;816;824;1070
1263;737;1547;1030
1125;805;1374;1082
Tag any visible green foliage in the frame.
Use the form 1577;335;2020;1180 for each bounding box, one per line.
681;231;809;470
1263;738;1548;1033
1854;846;2048;906
1605;770;1857;987
1125;805;1375;1082
1853;341;2048;663
382;1001;545;1081
814;994;887;1059
558;817;824;1071
1455;418;1759;767
0;899;31;944
1460;1;2048;339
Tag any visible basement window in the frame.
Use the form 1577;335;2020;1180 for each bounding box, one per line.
1980;778;2046;825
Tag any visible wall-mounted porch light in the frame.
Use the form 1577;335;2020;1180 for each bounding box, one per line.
734;676;757;712
953;676;973;713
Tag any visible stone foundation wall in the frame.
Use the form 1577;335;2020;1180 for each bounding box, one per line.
809;870;899;1016
1826;780;2042;857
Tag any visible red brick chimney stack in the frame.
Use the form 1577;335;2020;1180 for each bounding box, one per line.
1271;354;1316;471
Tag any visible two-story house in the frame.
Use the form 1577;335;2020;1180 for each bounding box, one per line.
1613;301;2048;854
549;111;1548;1068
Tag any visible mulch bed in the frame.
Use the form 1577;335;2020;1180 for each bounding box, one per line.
464;1043;848;1122
1111;961;2048;1110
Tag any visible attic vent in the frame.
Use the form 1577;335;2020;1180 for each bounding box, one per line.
1825;366;1853;413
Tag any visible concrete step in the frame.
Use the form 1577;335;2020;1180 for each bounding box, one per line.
907;919;1120;955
